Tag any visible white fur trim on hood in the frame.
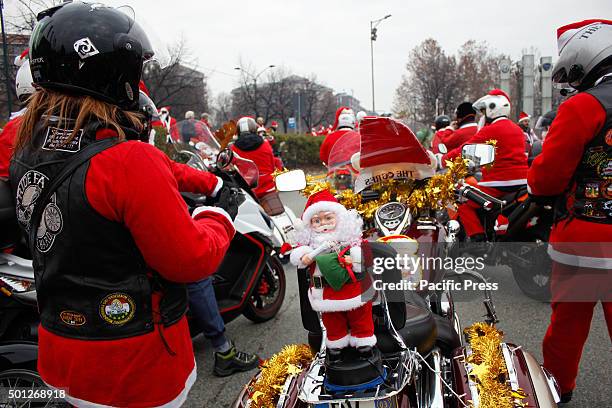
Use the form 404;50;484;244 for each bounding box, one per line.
350;335;377;348
302;201;347;225
326;334;350;349
308;285;375;313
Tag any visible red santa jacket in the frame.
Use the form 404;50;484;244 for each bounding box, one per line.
442;123;478;152
231;134;276;198
443;118;528;187
528;92;610;267
431;128;454;154
0;114;23;179
320;128;355;166
36;130;234;408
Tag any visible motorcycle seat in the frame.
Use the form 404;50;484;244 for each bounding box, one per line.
375;303;437;355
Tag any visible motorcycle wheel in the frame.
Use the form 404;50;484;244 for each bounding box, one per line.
511;244;552;302
0;369;70;407
243;256;286;323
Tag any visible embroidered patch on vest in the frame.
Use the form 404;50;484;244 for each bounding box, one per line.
598;158;612;179
60;310;86;326
15;170;63;253
605;129;612;146
42;127;84;153
99;293;135;325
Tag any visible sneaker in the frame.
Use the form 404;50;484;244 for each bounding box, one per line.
213;341;260;377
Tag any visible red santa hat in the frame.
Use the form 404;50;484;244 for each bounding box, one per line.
488;89;511;105
139;80;150;96
557;19;612;55
271;121;278;128
302;189;347;225
14;49;29;67
518;112;530;123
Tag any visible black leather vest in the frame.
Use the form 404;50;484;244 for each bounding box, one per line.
567;78;612;223
9;119;187;340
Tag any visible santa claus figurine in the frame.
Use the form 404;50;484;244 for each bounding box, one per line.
290;190;375;359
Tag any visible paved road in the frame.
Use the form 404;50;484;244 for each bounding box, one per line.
188;192;610;408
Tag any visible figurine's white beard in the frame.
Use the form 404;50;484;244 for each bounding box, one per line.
291;209;364;247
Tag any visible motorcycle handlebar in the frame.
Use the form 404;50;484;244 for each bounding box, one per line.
458;185;506;211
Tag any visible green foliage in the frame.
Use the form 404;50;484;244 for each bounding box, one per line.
275;133;325;168
152;126;192;164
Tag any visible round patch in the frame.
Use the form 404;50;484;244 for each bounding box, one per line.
605;129;612;146
60;310;86;326
602;181;612;199
15;170;63;253
99;293;135;325
598;159;612;179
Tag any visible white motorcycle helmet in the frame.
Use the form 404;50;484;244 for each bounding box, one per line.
553;20;612;91
472;89;511;122
237;116;258;136
15;55;35;103
336;108;356;130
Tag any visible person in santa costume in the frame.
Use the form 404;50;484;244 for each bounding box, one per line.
0;49;34;180
528;19;612;404
319;107;359;166
152;106;179;142
440;102;479;153
442;89;528;242
518;111;537;153
289;190;375;358
430;115;454;154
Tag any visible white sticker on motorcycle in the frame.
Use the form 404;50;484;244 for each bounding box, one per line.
15;170;63;253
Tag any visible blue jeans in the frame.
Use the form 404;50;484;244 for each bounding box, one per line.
187;277;227;349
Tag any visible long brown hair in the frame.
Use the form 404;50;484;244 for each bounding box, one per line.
16;89;143;151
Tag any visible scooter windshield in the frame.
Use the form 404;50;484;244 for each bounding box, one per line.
231;152;260;188
327;130;361;190
171;120;221;157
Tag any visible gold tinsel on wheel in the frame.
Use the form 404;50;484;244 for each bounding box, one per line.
248;344;314;408
463;323;527;408
300;157;468;221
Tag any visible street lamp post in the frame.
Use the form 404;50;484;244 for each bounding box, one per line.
0;0;13;118
234;64;276;118
370;14;391;114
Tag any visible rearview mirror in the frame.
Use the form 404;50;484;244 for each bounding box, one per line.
461;144;495;166
438;143;448;154
275;170;307;192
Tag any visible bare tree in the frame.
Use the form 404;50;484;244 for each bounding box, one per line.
143;38;209;120
212;92;233;127
6;0;62;34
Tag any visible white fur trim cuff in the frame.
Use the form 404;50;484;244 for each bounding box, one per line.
302;201;347;224
350;335;377;348
326;334;350;349
211;177;223;198
192;206;233;225
308;285;375;313
289;246;313;268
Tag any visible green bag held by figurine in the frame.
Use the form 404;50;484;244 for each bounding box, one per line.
315;251;350;291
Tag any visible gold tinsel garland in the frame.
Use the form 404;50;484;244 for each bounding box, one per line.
301;157;468;221
463;323;527;408
248;344;314;408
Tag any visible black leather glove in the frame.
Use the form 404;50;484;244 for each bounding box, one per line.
214;186;239;220
528;193;557;206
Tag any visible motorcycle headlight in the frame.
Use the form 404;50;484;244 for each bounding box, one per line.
0;275;34;293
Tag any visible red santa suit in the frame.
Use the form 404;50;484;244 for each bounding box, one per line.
431;127;454;154
231;133;277;198
319;107;357;166
0;113;24;179
528;80;612;394
289;190;375;349
442;122;478;152
443;117;528;237
31;129;233;407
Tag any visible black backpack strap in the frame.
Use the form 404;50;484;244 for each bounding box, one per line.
28;138;119;251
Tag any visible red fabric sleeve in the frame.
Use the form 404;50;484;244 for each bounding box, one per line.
442;126;490;164
527;93;606;196
86;142;234;283
0;116;21;179
169;160;219;195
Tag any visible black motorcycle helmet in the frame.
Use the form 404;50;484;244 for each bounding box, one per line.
455;102;476;123
434;115;451;130
29;1;154;110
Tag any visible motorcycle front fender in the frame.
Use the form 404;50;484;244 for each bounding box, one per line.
0;341;38;372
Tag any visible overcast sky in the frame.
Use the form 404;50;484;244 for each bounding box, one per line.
7;0;611;112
